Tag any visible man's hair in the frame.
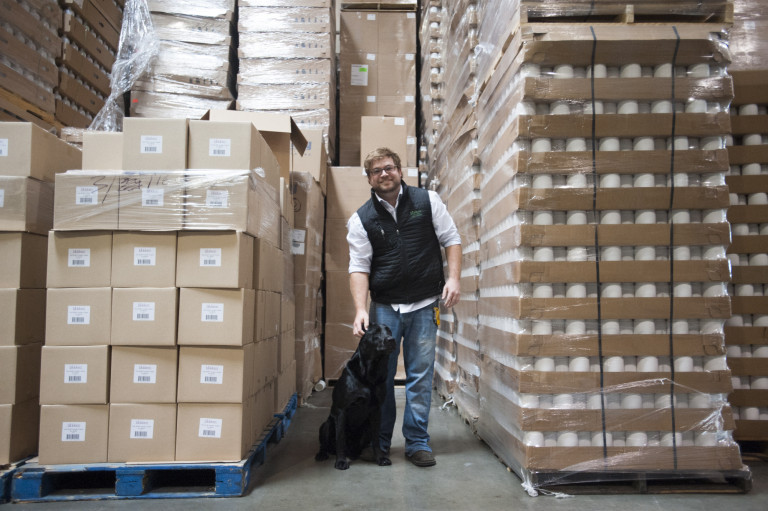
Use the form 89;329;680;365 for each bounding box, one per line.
363;147;402;175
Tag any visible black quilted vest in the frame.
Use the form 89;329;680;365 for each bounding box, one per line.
356;182;444;304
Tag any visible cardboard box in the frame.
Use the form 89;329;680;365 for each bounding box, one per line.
324;270;358;324
52;172;120;230
175;402;251;462
45;287;112;346
0;400;40;465
360;116;408;167
275;360;296;412
187;120;280;193
177;345;255;403
291;129;328;194
110;288;178;346
0;122;82;181
82;131;123;170
254;336;278;389
177;231;254;289
109;346;178;403
326;166;371;219
340;11;417;54
203;110;308;185
111;231;178;287
264;291;281;340
108;403;177;462
279;329;295;372
114;172;187;230
323;322;360;380
0;176;54;235
122;118;188;170
178;288;256;346
324;217;350;271
47;230;112;288
254;238;283;292
0;288;46;346
39;345;110;405
0;343;41;404
38;404;109;465
339;52;379;96
183;170;281;245
0;232;47;288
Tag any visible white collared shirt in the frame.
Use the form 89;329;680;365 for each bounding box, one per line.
347;185;461;313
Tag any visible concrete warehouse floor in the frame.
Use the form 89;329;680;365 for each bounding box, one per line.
12;387;768;510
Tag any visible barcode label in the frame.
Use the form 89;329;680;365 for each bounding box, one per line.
68;248;91;268
67;305;91;325
133;302;155;322
198;418;222;438
206;190;229;208
142;188;164;207
134;247;156;266
201;303;224;322
140;135;163;154
201;364;224;385
209;138;232;157
61;422;86;442
200;248;222;267
0;138;7;157
133;363;157;384
75;186;98;205
350;64;369;87
130;419;154;440
0;189;4;208
64;364;88;384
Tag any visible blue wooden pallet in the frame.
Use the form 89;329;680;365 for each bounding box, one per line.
1;458;31;504
11;394;298;502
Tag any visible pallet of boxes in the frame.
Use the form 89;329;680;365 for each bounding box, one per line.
0;123;81;470
422;0;752;495
724;0;768;449
11;116;296;499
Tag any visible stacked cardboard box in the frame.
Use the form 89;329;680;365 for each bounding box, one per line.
418;1;445;173
237;0;337;160
131;0;235;119
291;171;326;398
0;0;62;131
0;122;81;465
724;0;768;444
338;6;418;166
58;0;123;128
420;0;747;492
38;117;286;464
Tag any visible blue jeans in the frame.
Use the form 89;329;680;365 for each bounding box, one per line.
370;300;438;456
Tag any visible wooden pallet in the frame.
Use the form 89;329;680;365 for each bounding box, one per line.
520;1;733;25
340;0;417;11
524;467;752;494
0;87;61;134
11;395;297;502
1;458;31;504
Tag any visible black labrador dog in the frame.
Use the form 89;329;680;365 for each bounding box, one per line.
315;323;396;470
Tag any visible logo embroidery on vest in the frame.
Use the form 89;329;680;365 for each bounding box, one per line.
409;209;424;219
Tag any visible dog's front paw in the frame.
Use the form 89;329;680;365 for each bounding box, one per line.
377;456;392;466
315;452;329;462
334;459;350;470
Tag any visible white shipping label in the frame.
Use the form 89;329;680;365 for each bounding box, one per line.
366;96;376;103
133;302;156;321
67;305;91;325
199;418;222;438
64;364;88;383
407;136;417;145
350;64;369;87
405;54;415;61
209;138;232;157
394;117;405;126
68;248;91;267
140;135;163;154
200;364;224;384
142;188;164;207
291;240;306;256
200;248;222;267
292;229;307;244
201;303;224;322
130;419;154;439
0;138;8;156
407;13;415;18
61;421;86;442
408;168;419;178
134;247;157;266
0;189;4;207
206;190;229;208
405;96;415;103
133;364;157;384
367;13;376;20
366;53;376;61
75;186;99;205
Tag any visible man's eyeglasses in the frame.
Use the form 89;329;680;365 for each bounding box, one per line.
369;165;399;176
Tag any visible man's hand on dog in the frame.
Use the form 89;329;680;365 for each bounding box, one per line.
353;310;369;338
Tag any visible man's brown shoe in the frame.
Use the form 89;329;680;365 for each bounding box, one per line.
406;450;436;467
